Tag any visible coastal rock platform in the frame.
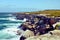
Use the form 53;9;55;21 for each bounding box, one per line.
26;30;60;40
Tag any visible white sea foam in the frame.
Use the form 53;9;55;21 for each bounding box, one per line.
0;26;23;40
0;23;23;40
0;17;24;23
0;17;15;20
23;18;27;22
0;23;22;27
0;13;25;40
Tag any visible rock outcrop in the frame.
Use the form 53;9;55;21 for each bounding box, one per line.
26;30;60;40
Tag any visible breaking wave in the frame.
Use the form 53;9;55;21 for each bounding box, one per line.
0;13;23;40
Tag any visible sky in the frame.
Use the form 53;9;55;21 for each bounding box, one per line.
0;0;60;12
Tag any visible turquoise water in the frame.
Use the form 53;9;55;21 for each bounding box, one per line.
0;13;23;40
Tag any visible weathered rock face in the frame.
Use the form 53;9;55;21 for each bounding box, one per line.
22;30;34;38
25;30;60;40
14;13;60;40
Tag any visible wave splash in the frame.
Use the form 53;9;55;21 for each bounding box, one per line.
0;13;23;40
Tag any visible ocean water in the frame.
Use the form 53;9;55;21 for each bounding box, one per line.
0;13;24;40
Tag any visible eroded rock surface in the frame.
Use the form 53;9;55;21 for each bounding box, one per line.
26;30;60;40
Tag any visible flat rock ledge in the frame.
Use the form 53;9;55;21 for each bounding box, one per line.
26;30;60;40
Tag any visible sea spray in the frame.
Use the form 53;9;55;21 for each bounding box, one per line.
0;13;24;40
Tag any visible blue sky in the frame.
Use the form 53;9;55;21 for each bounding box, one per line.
0;0;60;12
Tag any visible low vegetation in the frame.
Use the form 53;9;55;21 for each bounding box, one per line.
26;10;60;17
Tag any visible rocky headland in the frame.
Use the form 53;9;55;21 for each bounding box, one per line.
14;10;60;40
